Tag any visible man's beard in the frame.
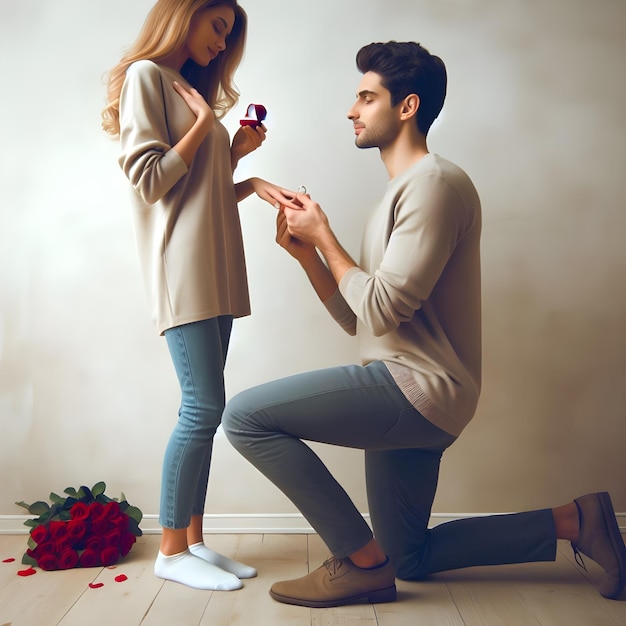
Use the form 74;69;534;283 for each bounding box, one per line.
354;122;397;150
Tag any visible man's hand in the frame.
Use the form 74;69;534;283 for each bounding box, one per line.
276;209;340;302
283;193;357;287
283;194;330;247
276;210;317;263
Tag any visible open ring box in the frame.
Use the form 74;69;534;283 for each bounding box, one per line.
240;103;267;128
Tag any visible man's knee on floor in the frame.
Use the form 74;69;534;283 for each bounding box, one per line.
389;552;426;581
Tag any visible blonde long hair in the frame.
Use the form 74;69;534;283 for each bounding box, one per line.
102;0;247;136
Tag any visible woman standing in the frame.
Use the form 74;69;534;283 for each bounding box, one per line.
102;0;294;590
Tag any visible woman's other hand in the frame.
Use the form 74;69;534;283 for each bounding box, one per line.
231;124;266;169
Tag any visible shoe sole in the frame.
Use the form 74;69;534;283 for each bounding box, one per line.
269;584;397;608
597;492;626;600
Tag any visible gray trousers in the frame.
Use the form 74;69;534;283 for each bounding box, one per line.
222;361;556;579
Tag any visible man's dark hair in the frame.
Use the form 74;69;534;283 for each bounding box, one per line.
356;41;447;136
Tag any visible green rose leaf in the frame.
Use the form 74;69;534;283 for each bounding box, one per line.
27;501;50;516
49;492;66;506
124;505;143;524
92;481;106;496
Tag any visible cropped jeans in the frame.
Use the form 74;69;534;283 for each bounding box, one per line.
222;360;557;579
161;316;233;529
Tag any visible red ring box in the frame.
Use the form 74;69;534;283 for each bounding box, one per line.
240;103;267;128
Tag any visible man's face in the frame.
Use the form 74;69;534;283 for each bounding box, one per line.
347;71;401;150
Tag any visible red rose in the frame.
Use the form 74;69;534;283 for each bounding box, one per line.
115;515;130;532
58;549;79;570
30;524;49;545
67;520;87;545
100;546;120;567
30;540;55;560
88;501;105;520
54;537;71;553
49;521;68;541
85;535;104;551
119;532;136;557
92;518;111;536
70;501;90;521
104;501;121;520
104;529;121;548
79;548;100;568
37;553;60;571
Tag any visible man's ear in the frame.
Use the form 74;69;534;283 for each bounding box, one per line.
399;94;420;121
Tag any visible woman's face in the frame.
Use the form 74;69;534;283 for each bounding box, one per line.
184;4;235;66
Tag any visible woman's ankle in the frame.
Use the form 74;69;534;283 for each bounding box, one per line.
186;515;204;546
160;527;190;556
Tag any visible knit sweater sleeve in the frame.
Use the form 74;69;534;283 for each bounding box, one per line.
118;60;188;205
339;172;472;337
323;289;357;336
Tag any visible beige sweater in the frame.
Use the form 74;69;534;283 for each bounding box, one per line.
118;60;250;335
326;154;482;436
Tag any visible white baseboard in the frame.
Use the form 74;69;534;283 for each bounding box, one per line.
1;513;317;535
2;512;625;535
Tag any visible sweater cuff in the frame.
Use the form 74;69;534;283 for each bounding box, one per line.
323;289;356;335
162;147;188;181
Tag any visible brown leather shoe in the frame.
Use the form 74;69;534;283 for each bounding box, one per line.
572;492;626;600
269;556;397;608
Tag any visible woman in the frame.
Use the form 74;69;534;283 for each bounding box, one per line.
102;0;295;590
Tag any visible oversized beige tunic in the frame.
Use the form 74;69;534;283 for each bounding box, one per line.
118;60;250;335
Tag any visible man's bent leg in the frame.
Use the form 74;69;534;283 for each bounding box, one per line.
366;447;445;577
223;362;411;558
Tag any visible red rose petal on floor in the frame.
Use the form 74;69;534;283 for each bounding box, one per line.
17;567;37;576
114;574;128;583
3;558;16;563
89;582;104;589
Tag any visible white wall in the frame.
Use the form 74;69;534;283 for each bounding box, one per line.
1;0;624;530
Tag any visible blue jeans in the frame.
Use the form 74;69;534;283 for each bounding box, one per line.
223;361;557;578
161;316;232;529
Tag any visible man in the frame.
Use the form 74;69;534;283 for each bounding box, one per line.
222;41;625;608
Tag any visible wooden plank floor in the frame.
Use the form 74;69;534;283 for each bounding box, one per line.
1;533;625;625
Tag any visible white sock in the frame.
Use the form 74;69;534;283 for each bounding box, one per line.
154;550;242;590
188;542;257;579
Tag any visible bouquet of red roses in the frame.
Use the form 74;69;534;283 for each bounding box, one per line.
16;482;142;571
